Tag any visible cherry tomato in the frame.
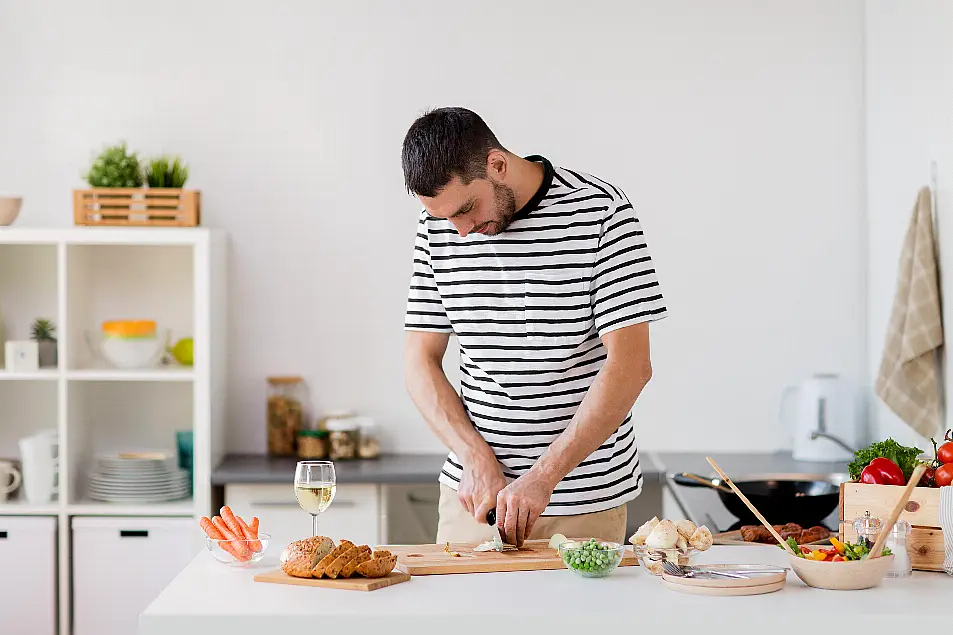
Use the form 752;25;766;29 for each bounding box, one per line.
832;555;844;562
919;466;936;487
937;441;953;465
935;463;953;488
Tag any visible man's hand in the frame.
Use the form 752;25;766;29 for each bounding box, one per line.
495;473;556;547
457;451;508;524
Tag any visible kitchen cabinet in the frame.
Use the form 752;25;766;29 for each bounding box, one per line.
224;483;381;549
72;517;197;635
0;516;57;635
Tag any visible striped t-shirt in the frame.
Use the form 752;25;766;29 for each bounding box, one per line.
404;155;668;516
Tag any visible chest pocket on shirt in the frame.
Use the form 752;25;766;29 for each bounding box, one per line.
524;268;594;344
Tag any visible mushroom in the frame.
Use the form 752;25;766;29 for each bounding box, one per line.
689;525;713;551
675;519;697;539
645;519;679;550
629;516;659;546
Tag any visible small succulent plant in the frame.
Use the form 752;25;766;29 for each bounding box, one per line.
146;155;189;188
30;318;56;342
84;142;144;188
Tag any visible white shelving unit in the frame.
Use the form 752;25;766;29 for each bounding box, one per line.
0;227;226;635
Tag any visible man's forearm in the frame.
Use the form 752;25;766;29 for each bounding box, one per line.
530;354;652;490
405;356;494;464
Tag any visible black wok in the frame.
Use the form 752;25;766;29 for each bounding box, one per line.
671;473;840;528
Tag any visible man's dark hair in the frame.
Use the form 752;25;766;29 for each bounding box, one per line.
401;107;507;197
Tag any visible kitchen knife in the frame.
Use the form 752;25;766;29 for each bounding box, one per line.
486;509;504;552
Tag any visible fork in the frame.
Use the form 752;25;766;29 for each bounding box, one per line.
660;560;749;579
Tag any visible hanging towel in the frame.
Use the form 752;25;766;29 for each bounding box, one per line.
875;186;944;438
941;486;953;575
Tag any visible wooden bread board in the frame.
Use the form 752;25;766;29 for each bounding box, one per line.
253;570;411;591
381;539;639;576
713;530;831;547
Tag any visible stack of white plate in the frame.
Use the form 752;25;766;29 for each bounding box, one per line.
87;453;191;503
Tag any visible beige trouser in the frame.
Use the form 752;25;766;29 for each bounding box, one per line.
435;484;628;545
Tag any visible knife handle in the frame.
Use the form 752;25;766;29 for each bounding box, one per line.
486;509;496;525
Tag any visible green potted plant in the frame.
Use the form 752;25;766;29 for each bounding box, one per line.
74;142;201;226
83;142;144;188
145;155;190;189
31;318;57;368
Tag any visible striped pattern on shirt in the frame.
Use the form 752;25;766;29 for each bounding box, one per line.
404;155;668;516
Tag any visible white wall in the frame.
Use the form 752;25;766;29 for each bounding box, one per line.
0;0;868;454
864;0;953;451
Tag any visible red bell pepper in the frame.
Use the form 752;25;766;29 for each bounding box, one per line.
860;457;905;486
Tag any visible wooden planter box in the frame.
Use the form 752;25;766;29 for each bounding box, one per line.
839;481;945;572
73;188;201;227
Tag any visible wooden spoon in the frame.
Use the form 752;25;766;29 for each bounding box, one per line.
706;456;798;556
865;463;926;560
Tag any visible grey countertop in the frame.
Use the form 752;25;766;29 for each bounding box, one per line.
212;450;846;535
211;453;450;485
650;451;850;534
212;452;668;486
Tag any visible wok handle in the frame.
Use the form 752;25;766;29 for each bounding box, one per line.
672;473;733;494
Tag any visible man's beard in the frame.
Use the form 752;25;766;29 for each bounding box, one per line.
483;181;517;235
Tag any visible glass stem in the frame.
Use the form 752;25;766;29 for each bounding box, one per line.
312;513;318;537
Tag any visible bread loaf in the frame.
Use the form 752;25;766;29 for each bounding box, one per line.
355;550;398;578
311;540;354;578
279;536;335;578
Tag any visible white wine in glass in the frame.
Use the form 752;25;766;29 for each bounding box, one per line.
294;461;336;537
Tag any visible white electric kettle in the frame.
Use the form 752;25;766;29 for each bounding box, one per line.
780;374;861;462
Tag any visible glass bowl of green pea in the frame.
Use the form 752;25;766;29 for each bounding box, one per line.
558;538;627;578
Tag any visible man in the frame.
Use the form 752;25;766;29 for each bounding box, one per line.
401;107;667;547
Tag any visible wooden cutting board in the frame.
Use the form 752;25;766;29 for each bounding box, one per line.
381;539;639;575
253;570;411;592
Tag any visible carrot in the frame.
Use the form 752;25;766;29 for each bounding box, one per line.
202;516;242;560
212;515;251;561
200;516;224;539
235;514;262;552
220;506;247;545
250;517;259;535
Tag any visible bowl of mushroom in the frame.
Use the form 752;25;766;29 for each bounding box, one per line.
629;517;713;575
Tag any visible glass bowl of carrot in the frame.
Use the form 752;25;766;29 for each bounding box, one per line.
200;506;269;566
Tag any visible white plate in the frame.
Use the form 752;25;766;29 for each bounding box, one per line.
87;485;189;494
88;484;190;493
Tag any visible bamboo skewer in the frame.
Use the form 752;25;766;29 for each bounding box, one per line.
865;464;926;560
705;456;798;556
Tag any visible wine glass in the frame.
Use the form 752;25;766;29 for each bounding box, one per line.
294;461;336;537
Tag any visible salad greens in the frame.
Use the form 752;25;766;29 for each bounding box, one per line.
780;536;891;561
848;438;923;481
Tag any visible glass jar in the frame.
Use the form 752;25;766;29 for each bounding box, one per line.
884;520;912;578
297;429;329;460
326;414;359;460
266;376;305;456
355;417;380;459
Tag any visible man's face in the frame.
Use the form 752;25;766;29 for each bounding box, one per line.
420;175;517;237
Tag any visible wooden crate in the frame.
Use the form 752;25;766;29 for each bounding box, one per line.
73;188;200;227
839;481;945;572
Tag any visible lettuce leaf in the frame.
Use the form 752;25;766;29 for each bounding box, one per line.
848;438;923;481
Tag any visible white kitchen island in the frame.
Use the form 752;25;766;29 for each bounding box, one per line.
140;544;951;635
